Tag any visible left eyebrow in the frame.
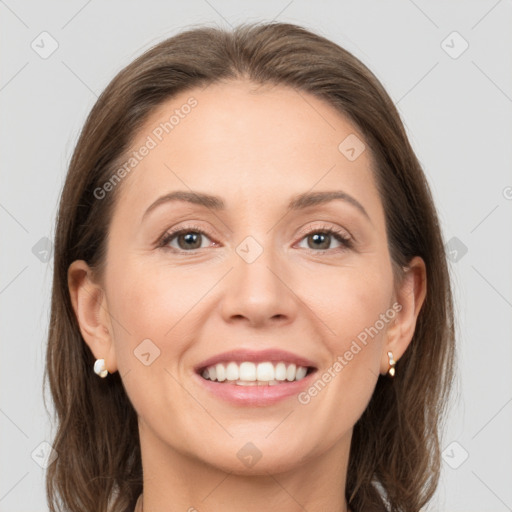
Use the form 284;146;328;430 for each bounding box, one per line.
287;190;372;224
141;189;372;225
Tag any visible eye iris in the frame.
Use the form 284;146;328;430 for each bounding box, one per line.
178;232;201;250
309;233;330;250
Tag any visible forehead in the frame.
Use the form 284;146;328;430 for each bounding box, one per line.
113;80;383;224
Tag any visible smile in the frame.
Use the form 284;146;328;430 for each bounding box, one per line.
200;361;314;385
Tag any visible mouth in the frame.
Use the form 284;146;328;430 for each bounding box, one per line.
193;362;318;407
197;361;317;386
192;348;318;406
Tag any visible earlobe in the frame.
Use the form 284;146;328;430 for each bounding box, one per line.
68;260;118;374
381;256;427;375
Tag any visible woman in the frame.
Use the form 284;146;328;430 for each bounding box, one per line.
45;21;455;512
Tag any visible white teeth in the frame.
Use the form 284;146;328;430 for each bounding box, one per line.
239;362;256;381
295;366;307;380
215;363;226;382
225;362;239;381
234;380;281;386
256;362;274;381
286;363;296;381
201;361;310;384
275;362;287;381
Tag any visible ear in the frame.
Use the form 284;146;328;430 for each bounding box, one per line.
68;260;118;374
380;256;427;375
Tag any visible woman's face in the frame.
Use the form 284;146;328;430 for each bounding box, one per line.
77;80;420;474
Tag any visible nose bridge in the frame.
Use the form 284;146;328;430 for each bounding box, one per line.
220;233;295;326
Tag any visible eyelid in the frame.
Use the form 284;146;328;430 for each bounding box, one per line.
293;222;354;252
294;222;352;242
156;223;217;250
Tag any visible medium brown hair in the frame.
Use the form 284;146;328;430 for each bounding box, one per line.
44;21;456;512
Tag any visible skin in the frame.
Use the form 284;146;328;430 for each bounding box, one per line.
68;80;426;512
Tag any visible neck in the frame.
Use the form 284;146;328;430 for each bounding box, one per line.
136;493;352;512
136;423;353;512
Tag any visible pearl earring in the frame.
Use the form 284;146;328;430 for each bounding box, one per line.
387;351;396;377
93;358;108;378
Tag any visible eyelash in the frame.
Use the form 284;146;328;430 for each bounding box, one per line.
157;223;353;254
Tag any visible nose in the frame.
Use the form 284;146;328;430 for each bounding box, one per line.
219;240;297;328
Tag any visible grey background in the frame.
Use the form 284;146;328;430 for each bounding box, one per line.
1;1;511;511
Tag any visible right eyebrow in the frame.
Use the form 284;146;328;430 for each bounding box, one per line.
142;190;225;222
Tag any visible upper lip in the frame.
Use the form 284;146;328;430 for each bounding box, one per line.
194;348;318;373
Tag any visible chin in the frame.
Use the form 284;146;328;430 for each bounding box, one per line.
190;435;316;476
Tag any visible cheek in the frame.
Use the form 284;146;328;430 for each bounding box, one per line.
105;259;199;371
284;264;394;451
298;268;393;419
303;263;393;347
104;261;205;421
298;262;393;407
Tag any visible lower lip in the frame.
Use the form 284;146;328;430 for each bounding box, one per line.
193;370;317;406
